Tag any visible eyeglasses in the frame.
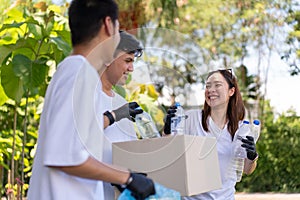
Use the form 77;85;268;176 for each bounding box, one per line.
118;30;143;57
223;68;233;79
206;68;235;88
132;49;143;57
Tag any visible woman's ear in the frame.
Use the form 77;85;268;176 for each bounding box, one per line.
229;87;235;97
103;16;114;36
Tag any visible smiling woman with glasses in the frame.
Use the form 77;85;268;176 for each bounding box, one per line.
163;68;259;200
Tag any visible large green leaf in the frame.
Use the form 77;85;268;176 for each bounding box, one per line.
0;45;13;65
50;36;72;56
0;39;29;64
12;54;49;96
0;77;9;106
12;54;32;81
1;62;24;102
31;60;49;88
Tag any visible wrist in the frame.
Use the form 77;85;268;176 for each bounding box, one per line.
126;173;133;186
104;111;115;125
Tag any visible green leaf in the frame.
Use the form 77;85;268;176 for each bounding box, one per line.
25;15;40;25
55;29;71;46
44;11;55;36
49;42;64;63
27;23;43;40
113;85;126;98
50;36;72;56
12;54;49;96
6;7;23;21
1;63;24;102
31;61;49;88
0;45;13;65
0;77;9;106
0;39;29;64
0;22;25;32
12;54;32;81
36;41;51;56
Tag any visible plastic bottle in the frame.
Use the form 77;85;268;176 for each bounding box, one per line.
231;120;251;182
135;108;160;139
251;119;261;143
170;102;186;135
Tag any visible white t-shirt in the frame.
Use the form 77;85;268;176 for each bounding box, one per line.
27;55;107;200
100;90;137;198
182;109;239;200
100;90;137;162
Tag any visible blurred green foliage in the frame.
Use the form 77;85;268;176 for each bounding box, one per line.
237;101;300;192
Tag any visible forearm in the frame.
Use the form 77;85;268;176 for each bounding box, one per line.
51;156;130;185
243;158;257;175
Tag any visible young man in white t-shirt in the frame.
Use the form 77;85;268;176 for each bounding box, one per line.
27;1;155;199
99;31;144;198
101;31;144;143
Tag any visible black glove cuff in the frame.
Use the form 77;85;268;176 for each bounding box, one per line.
126;174;133;186
250;153;259;162
104;111;115;125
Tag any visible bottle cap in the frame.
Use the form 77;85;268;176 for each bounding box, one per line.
175;102;181;107
253;119;260;125
243;120;250;124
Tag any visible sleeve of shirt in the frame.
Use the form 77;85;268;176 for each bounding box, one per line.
185;109;202;135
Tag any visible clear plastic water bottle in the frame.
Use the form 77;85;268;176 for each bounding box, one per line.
251;119;261;143
135;108;160;139
170;102;186;135
230;120;251;182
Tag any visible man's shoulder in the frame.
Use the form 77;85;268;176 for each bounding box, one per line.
58;55;87;70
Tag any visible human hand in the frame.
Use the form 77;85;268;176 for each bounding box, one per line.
111;172;148;193
126;172;155;200
163;106;177;135
113;102;143;122
241;136;258;161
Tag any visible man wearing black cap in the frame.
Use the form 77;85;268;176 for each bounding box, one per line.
101;31;144;132
100;31;146;198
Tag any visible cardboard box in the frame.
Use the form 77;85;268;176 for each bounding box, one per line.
112;135;222;196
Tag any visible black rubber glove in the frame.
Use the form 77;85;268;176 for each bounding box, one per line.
126;172;155;200
113;102;143;122
163;106;177;134
241;136;258;161
111;172;148;193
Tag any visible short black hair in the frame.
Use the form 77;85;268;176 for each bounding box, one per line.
68;0;118;46
115;31;143;57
